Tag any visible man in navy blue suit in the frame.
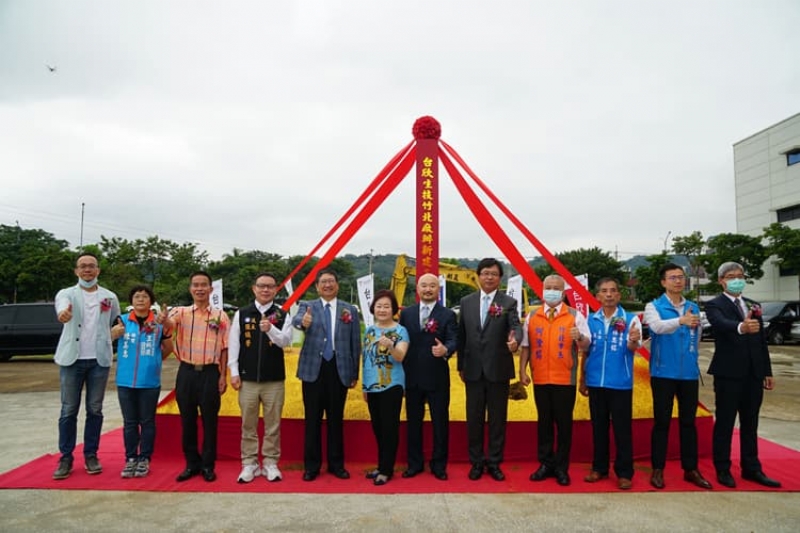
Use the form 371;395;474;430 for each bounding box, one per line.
292;268;361;481
399;273;458;481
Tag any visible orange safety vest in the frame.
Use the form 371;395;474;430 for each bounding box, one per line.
527;306;579;385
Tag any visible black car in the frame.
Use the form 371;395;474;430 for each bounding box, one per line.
0;303;62;362
760;301;800;345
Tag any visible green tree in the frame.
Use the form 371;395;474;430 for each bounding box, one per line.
531;247;628;297
0;225;74;303
763;222;800;292
672;230;706;296
700;233;768;289
633;252;671;304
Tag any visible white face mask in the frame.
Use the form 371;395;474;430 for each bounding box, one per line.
78;278;98;289
543;289;563;305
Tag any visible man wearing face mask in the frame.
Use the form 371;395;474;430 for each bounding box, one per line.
704;262;780;488
519;274;591;486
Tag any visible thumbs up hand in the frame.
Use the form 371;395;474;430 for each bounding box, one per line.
301;306;313;328
432;337;447;358
506;330;519;352
680;309;700;328
58;303;73;324
628;325;642;344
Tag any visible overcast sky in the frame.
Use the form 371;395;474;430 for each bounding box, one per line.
1;0;798;263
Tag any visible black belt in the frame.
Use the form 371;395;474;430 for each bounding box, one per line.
180;361;218;372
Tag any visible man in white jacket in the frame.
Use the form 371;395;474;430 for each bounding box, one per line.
52;252;121;480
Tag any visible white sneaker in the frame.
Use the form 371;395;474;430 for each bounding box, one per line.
264;464;282;482
237;464;261;483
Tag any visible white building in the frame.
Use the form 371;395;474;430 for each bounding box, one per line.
734;112;800;301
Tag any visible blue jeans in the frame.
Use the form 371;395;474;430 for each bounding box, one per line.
58;359;110;460
117;386;161;460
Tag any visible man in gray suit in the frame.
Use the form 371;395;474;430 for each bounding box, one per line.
292;268;361;481
457;258;522;481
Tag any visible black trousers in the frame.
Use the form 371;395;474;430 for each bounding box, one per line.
465;377;509;466
533;384;577;473
712;375;764;474
405;385;450;474
302;358;347;473
367;385;404;476
650;376;698;470
175;363;221;470
588;387;633;479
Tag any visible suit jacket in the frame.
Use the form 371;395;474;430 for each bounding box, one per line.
292;299;361;386
399;302;458;391
457;291;522;382
54;284;121;367
705;294;772;379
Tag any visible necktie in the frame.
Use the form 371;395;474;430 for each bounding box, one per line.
323;303;334;361
481;295;490;326
733;298;745;320
420;305;430;328
547;307;556;323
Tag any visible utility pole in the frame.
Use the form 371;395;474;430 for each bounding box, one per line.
662;231;672;254
79;202;85;253
368;248;374;275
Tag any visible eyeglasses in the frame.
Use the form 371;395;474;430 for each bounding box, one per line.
479;271;501;278
666;275;686;282
318;279;337;285
722;275;745;280
76;263;98;270
255;284;277;290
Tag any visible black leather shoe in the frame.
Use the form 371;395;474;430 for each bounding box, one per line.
468;463;484;480
201;468;216;482
716;470;736;488
432;470;448;481
402;468;423;479
365;469;380;480
486;465;505;481
555;470;571;486
175;468;200;482
742;470;781;488
683;469;712;489
329;468;350;480
529;464;553;482
650;468;665;489
302;470;319;482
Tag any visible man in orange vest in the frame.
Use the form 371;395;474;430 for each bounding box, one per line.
520;274;591;486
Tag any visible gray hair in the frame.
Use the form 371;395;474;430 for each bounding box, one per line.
717;261;744;279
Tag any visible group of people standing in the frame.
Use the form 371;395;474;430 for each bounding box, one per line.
50;253;781;491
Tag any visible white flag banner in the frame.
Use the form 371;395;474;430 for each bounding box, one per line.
506;275;524;318
565;273;590;317
439;275;446;306
357;273;375;327
284;279;299;316
211;279;224;311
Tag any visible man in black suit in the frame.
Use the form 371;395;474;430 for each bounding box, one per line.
457;258;522;481
705;261;781;489
399;273;458;481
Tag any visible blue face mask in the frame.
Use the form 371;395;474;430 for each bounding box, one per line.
725;278;746;295
78;278;98;289
543;289;563;305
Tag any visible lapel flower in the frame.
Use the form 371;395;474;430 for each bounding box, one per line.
100;298;112;313
611;317;626;332
143;321;156;334
423;317;439;333
747;303;762;318
488;303;503;318
207;315;223;331
266;309;283;325
340;309;353;324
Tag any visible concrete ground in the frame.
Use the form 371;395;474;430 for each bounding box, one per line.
1;343;799;532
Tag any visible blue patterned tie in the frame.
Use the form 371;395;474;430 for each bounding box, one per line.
420;305;430;328
323;303;334;361
481;295;490;327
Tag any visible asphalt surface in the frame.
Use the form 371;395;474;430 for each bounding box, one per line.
1;343;799;532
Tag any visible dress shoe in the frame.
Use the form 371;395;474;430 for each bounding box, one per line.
486;465;505;481
432;470;448;481
329;468;350;480
716;470;736;488
373;474;390;486
650;468;665;489
618;478;632;490
529;464;554;482
402;468;423;479
201;468;217;482
742;470;781;488
365;469;380;480
302;470;319;482
584;471;608;483
684;469;712;489
555;470;571;486
468;464;484;481
175;468;200;482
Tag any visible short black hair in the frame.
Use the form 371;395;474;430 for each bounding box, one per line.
659;263;684;280
189;271;213;285
370;289;399;315
594;277;619;291
476;258;503;278
128;284;156;304
76;252;99;266
315;268;338;284
253;272;278;285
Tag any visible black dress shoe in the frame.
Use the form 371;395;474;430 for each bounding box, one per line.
402;468;423;479
742;470;781;488
365;469;380;480
716;470;735;488
201;468;216;482
650;468;665;489
555;470;571;486
302;470;319;482
486;465;505;481
529;464;553;482
683;469;712;489
468;463;484;480
175;468;200;482
329;468;350;480
432;470;448;481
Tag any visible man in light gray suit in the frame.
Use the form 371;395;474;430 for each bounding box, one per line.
457;258;522;481
292;268;361;481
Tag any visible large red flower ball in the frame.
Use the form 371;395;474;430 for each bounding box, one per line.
412;116;441;140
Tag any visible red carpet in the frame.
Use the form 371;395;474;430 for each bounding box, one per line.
1;425;797;493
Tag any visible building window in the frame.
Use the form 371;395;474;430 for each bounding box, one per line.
789;150;800;166
777;204;800;223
